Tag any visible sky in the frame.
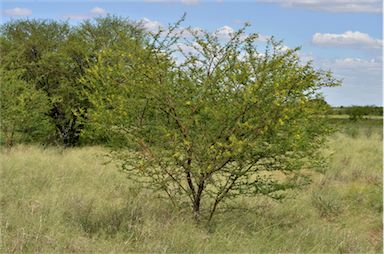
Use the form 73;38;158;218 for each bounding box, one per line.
1;0;383;106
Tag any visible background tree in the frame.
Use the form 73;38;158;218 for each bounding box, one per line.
82;24;339;222
331;105;383;117
0;20;74;145
0;69;54;148
346;106;366;121
0;16;146;146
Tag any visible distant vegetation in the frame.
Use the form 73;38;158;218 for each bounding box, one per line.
330;106;383;120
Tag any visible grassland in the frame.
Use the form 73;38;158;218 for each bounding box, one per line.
327;114;383;120
0;120;382;253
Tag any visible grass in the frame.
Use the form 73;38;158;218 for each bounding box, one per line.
1;120;382;253
327;114;383;120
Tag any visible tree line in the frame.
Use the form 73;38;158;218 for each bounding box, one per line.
331;106;383;120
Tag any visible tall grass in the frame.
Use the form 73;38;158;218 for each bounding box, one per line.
1;121;382;253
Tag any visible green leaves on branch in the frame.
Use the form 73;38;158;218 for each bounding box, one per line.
85;19;342;222
0;70;54;147
0;16;146;146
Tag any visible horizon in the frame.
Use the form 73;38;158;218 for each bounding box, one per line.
1;0;383;107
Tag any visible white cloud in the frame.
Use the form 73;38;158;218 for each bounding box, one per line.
258;34;272;42
278;44;290;52
140;18;163;33
63;7;108;20
4;7;32;16
214;25;271;42
298;52;314;64
332;57;382;70
90;7;107;15
139;18;205;38
215;25;235;40
319;57;382;106
185;27;204;36
258;0;382;13
312;31;383;50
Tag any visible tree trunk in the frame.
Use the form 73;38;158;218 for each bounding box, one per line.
208;199;220;223
193;198;201;222
5;125;15;150
192;178;205;223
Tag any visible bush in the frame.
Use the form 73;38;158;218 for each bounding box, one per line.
82;22;339;222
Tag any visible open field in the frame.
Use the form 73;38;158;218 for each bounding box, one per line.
0;120;382;253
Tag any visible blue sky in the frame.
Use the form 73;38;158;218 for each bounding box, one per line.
1;0;383;106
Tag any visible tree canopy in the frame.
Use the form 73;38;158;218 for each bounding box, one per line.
0;69;54;147
81;23;339;222
0;16;146;146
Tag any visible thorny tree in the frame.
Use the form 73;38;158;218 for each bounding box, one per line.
82;21;339;222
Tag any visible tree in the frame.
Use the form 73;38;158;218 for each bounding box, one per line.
346;106;366;121
82;24;339;222
0;70;54;148
0;19;74;145
0;16;146;146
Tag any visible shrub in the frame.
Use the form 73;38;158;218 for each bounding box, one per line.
82;22;339;222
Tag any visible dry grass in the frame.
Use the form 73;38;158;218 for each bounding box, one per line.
0;121;382;253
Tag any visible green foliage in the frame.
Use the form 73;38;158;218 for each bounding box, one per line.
346;105;375;121
0;70;54;147
82;22;340;222
0;16;146;146
331;105;383;118
0;20;74;145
